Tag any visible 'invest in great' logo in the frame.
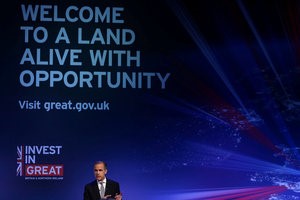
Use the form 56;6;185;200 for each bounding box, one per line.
17;145;63;180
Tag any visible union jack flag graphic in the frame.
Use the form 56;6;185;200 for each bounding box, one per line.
17;146;23;176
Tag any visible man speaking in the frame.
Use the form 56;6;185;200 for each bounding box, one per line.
84;161;122;200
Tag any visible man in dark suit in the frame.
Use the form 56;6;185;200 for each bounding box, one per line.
84;161;122;200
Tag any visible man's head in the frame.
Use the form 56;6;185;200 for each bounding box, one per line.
94;161;107;181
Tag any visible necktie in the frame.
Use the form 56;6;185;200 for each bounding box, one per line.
99;181;105;199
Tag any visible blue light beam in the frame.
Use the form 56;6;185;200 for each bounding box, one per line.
236;0;290;100
192;144;300;175
168;0;250;117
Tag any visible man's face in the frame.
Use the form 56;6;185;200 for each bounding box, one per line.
94;163;107;181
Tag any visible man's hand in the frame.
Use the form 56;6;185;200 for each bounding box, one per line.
115;193;122;200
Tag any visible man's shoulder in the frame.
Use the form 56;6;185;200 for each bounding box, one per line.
106;178;119;185
85;178;119;187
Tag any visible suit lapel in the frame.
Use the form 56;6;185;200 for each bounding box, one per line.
93;180;101;199
105;179;112;196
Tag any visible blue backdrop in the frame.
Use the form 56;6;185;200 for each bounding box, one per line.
1;0;300;199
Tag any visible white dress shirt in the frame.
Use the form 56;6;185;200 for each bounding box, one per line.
97;178;107;195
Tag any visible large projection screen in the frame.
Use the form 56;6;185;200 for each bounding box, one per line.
1;1;300;199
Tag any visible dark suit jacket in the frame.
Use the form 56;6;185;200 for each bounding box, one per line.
84;179;120;200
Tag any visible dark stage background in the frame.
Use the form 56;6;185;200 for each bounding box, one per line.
1;0;300;199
